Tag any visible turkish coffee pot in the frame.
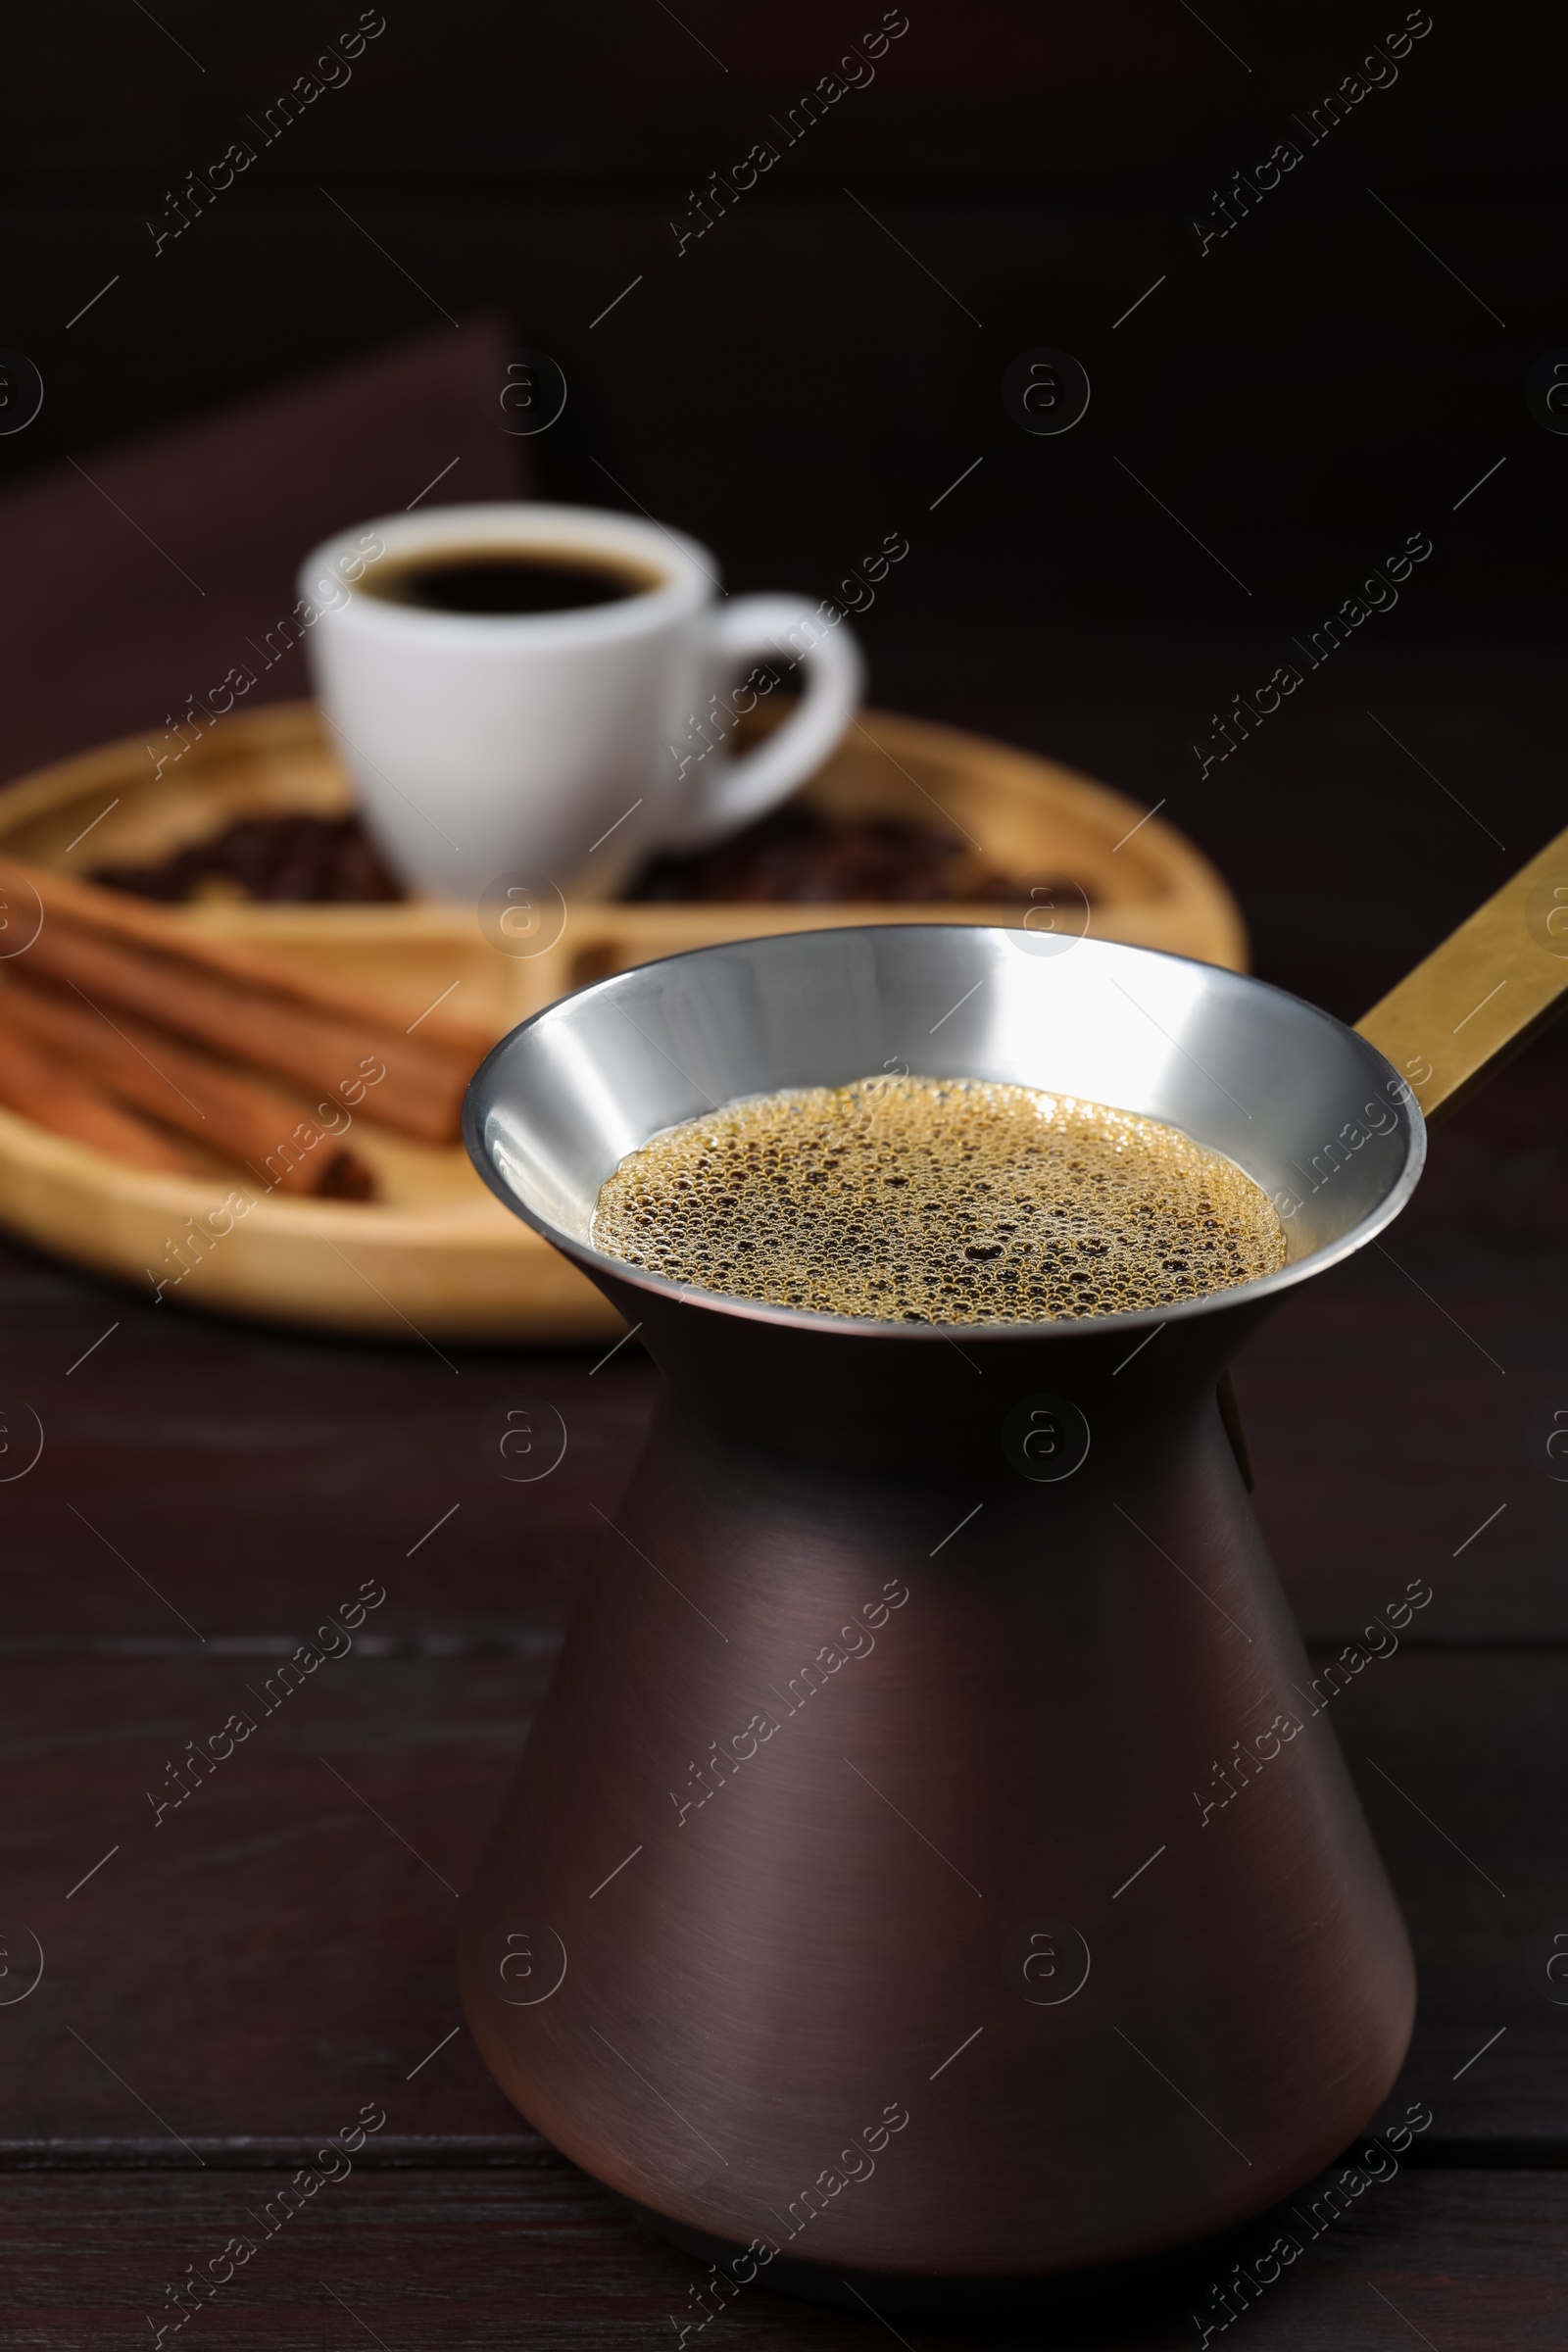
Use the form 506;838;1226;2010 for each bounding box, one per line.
458;829;1568;2302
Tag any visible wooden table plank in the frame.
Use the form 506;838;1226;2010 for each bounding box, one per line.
1241;1024;1568;1644
0;1284;649;1647
2;2167;1564;2349
2;1650;1563;2147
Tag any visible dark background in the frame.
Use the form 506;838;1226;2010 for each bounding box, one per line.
4;0;1559;627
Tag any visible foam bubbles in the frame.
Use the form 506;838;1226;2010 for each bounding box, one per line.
591;1074;1285;1324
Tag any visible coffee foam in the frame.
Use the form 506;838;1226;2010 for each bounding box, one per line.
592;1074;1285;1323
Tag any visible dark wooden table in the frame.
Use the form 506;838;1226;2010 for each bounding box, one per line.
4;648;1564;2347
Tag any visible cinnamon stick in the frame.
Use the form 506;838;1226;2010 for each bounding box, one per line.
0;1021;196;1173
0;854;491;1064
0;976;377;1200
14;909;465;1144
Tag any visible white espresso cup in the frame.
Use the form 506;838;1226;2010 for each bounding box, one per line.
298;503;863;901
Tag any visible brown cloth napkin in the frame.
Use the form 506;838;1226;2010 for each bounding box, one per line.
0;318;528;782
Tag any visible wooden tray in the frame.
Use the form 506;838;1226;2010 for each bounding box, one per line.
0;702;1246;1344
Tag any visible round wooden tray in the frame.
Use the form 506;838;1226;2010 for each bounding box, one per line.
0;702;1246;1344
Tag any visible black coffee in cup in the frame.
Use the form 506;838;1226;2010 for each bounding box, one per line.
360;546;661;615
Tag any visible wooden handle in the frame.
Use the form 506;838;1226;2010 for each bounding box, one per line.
1356;824;1568;1126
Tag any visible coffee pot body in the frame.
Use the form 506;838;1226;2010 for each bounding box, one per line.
461;925;1425;2289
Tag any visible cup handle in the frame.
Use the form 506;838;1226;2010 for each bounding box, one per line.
662;595;865;851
